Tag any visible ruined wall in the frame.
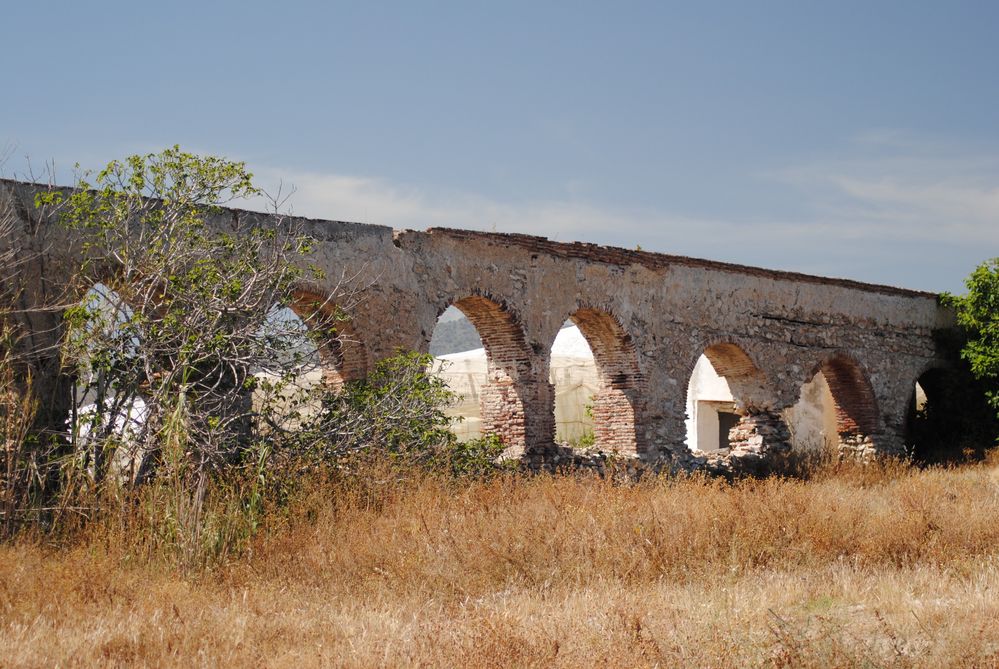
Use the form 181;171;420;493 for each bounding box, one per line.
0;178;955;468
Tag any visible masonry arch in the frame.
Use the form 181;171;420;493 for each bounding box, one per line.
686;341;762;453
818;354;879;438
289;289;369;388
903;365;996;464
555;307;645;454
791;353;880;455
428;294;537;452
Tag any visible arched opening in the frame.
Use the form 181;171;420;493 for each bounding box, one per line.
430;305;485;440
558;308;644;454
289;290;368;388
790;354;879;456
905;367;994;464
250;304;324;432
686;344;758;453
549;321;599;447
820;355;879;438
429;296;535;452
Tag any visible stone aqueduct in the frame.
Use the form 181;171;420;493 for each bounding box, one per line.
0;179;955;467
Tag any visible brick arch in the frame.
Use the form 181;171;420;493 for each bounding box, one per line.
683;341;766;412
815;354;879;436
565;307;646;454
289;289;369;387
569;307;644;391
441;294;540;452
701;342;760;379
450;294;533;381
685;341;790;458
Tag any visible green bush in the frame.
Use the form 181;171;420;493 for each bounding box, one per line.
278;350;511;477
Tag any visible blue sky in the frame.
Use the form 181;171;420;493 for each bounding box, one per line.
3;1;997;293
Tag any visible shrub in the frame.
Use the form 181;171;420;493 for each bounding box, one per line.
275;350;510;477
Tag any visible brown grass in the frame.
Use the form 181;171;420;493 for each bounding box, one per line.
3;459;999;667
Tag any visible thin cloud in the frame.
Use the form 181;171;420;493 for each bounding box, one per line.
768;132;999;245
226;134;999;294
249;166;718;245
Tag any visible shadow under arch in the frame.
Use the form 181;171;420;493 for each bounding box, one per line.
565;306;646;454
444;293;537;452
904;363;996;464
289;289;369;388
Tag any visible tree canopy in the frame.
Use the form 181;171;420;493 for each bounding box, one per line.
947;258;999;420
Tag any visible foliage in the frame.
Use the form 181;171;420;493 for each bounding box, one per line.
434;433;511;477
36;146;332;489
924;258;999;455
19;147;347;561
945;258;999;415
272;350;509;477
2;147;507;562
328;351;458;458
568;430;596;449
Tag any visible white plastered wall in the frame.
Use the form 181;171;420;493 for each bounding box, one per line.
684;355;736;452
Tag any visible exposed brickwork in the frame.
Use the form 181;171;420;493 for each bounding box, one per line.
590;388;642;455
0;178;957;471
702;343;759;380
451;295;549;454
818;354;881;448
289;290;369;387
570;308;646;454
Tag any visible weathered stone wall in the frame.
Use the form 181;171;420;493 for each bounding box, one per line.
0;178;955;468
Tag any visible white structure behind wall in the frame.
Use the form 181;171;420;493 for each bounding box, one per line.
685;354;841;454
685;355;737;452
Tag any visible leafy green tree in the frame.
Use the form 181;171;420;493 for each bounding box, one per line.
16;147;506;561
37;147;333;488
947;258;999;418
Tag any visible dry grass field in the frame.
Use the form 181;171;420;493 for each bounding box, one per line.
3;458;999;667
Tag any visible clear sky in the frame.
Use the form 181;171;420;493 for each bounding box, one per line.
3;1;997;293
